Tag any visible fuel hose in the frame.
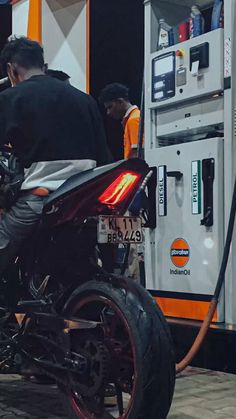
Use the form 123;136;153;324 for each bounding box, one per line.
176;174;236;373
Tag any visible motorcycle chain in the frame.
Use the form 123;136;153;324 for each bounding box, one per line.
1;325;110;395
70;340;109;397
20;338;110;394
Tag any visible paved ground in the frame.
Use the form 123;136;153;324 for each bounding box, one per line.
0;367;235;418
169;367;236;419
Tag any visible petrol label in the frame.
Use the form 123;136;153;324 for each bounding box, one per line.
191;160;201;214
158;165;167;216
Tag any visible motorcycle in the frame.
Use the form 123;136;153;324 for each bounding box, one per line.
0;153;175;419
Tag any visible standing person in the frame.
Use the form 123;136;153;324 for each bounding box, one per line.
100;83;144;280
99;83;142;159
0;36;111;280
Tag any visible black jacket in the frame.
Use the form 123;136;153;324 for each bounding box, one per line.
0;75;111;168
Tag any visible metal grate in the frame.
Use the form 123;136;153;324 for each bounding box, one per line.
157;129;224;148
157;137;190;147
157;134;209;148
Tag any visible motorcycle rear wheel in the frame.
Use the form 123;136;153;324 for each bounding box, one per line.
60;278;175;419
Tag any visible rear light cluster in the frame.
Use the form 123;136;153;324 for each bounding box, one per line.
98;171;140;205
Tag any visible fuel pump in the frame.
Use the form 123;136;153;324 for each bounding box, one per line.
144;0;236;372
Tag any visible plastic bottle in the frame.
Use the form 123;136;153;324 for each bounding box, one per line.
179;21;189;42
158;19;174;50
189;5;204;38
168;28;175;47
211;0;224;30
220;5;224;28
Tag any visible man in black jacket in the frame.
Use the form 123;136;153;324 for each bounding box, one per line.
0;36;111;280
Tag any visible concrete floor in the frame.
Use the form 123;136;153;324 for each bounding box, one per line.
168;368;236;419
0;367;235;418
169;367;236;419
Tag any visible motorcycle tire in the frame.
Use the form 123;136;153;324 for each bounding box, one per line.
60;277;175;419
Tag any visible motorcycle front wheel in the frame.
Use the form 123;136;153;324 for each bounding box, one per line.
60;278;175;419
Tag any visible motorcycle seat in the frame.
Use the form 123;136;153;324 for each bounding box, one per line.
44;158;148;211
44;160;124;208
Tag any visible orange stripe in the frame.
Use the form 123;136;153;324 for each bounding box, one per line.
154;296;218;322
86;0;90;93
27;0;42;43
31;187;49;196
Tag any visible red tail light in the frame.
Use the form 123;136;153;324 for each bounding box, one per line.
98;172;140;205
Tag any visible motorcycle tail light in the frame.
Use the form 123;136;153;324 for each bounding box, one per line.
98;171;140;205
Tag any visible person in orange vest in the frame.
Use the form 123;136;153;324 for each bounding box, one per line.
100;83;143;281
99;83;142;159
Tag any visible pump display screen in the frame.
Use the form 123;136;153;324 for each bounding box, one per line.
154;55;174;76
152;51;175;102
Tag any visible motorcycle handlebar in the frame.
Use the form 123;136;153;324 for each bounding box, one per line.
0;147;13;178
0;144;12;154
0;77;8;86
0;160;13;177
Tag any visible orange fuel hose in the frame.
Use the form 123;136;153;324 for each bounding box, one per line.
176;299;217;373
176;175;236;374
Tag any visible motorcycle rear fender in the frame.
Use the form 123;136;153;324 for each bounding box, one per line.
42;158;150;227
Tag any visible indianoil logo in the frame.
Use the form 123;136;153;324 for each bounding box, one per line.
170;238;190;268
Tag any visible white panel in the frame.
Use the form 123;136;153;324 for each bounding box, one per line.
12;0;29;37
145;138;224;321
150;29;224;109
42;0;87;92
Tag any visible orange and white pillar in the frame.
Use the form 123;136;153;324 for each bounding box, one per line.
27;0;42;43
12;0;89;92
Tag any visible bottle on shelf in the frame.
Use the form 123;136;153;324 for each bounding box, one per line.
179;21;189;43
158;19;174;50
189;5;204;38
211;0;224;30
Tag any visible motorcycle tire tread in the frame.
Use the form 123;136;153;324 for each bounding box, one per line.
60;278;175;419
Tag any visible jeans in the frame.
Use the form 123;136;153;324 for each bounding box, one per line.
0;194;46;278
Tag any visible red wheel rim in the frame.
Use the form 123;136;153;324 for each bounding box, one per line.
67;294;138;419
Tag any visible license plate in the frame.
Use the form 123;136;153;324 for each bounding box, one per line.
98;215;143;244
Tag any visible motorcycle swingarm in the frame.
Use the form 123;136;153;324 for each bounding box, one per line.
20;346;86;387
15;311;100;333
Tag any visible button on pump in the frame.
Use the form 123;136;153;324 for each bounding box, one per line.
176;49;185;58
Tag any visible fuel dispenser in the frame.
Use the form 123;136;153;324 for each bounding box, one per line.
144;0;236;330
